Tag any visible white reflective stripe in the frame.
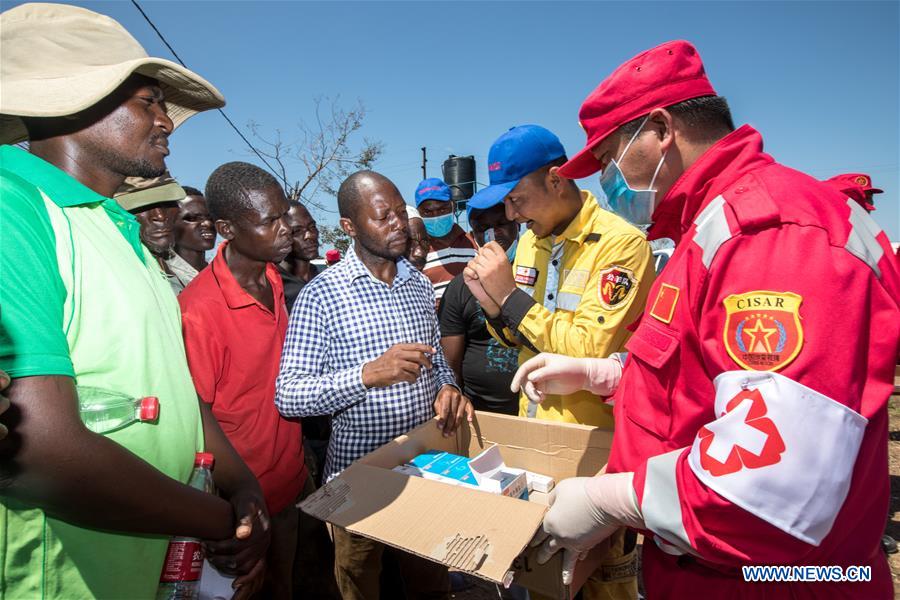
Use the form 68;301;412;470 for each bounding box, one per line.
542;242;565;313
845;198;884;278
654;537;688;556
556;292;581;312
692;195;731;268
642;449;696;555
688;371;867;546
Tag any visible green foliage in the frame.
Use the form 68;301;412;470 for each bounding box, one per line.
318;224;351;254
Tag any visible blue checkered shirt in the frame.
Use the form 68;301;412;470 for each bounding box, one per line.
276;248;457;481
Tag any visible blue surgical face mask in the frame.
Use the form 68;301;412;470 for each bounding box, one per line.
422;212;454;238
483;227;519;262
598;116;667;227
505;238;518;262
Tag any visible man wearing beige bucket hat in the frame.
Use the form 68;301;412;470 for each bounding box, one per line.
0;3;269;598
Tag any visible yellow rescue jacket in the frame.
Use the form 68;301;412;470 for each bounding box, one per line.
487;190;655;427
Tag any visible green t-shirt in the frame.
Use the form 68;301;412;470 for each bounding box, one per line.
0;146;204;599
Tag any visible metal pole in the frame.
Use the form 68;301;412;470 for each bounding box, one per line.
421;147;427;180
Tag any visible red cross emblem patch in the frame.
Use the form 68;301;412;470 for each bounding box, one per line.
696;388;786;477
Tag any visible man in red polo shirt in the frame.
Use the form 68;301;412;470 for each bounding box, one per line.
179;161;331;598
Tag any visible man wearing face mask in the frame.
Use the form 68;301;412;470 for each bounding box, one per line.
437;190;521;415
414;177;478;307
464;124;655;600
513;40;899;599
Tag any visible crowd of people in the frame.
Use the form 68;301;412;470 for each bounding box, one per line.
0;3;898;600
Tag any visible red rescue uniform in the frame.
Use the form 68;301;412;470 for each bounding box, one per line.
608;125;900;598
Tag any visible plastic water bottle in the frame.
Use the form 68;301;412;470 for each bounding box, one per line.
156;453;215;600
76;386;159;434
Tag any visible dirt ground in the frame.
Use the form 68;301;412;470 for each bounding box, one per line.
454;387;900;600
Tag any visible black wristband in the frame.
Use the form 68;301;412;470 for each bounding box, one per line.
501;288;537;331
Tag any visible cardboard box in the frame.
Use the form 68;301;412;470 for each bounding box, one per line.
300;411;614;598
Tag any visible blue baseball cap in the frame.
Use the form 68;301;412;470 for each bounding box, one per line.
466;185;504;219
414;178;452;206
467;125;566;212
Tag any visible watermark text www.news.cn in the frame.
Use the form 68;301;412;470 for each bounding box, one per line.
742;565;872;583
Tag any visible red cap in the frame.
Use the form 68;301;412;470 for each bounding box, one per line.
325;249;341;264
138;396;159;422
194;452;215;468
560;40;717;179
824;173;883;195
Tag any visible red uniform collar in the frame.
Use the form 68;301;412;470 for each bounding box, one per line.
211;241;283;311
649;125;774;243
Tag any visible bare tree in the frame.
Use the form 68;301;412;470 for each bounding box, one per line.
247;96;384;213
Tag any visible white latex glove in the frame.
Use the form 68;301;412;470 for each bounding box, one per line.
510;353;623;404
531;473;643;584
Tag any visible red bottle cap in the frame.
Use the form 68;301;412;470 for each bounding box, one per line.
194;452;215;468
139;396;159;422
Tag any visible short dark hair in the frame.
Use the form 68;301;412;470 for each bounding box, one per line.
467;204;504;226
337;170;393;219
181;185;203;197
288;199;313;218
205;161;280;221
619;95;735;143
288;199;313;213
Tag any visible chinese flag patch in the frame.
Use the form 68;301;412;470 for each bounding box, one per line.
649;283;680;324
723;291;803;371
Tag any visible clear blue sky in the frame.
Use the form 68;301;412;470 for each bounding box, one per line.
13;1;899;240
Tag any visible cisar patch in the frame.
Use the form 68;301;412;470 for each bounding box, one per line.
515;266;538;287
723;291;803;371
598;266;637;309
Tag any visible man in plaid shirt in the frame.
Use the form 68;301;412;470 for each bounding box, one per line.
276;170;472;599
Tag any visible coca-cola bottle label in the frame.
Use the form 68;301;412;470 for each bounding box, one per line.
159;540;203;582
